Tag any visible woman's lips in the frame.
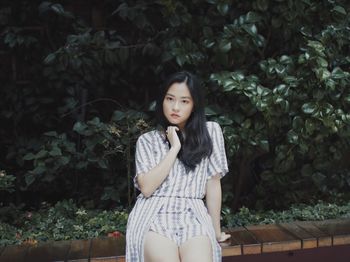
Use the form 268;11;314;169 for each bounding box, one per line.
171;114;180;118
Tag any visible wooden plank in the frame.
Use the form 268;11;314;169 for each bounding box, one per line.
245;224;301;253
90;236;126;261
227;226;261;255
312;218;350;246
278;222;317;249
220;231;242;256
295;221;332;247
26;240;71;262
66;239;91;262
89;257;118;262
0;244;29;262
0;246;5;256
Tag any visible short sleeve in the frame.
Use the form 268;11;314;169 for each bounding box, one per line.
133;134;155;190
207;122;229;180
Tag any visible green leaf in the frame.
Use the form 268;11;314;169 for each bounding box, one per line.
292;116;303;129
175;55;186;66
98;159;108;169
332;6;346;15
205;105;222;116
35;150;48;159
25;174;35;186
217;116;233;125
316;57;328;67
49;147;62;157
23;153;36;161
217;3;229;15
44;131;58;137
257;86;270;96
44;53;56;64
259;139;269;151
344;94;350;103
76;161;88;169
32;166;46;175
315;68;331;81
305;119;316;134
300;26;312;37
287;130;298;144
112;110;126;121
203;39;215;48
302;102;318;114
73;122;87;134
88;117;101;126
59;156;70;166
332;67;346;79
219;39;231;53
246;11;261;23
275;64;285;75
232;72;245;81
222;79;237;92
38;1;52;14
50;3;74;18
242;24;258;36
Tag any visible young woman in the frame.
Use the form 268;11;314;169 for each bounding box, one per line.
126;71;230;262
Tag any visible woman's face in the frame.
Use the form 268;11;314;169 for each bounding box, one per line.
163;82;194;130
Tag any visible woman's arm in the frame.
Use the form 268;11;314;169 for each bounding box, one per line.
206;174;231;242
137;145;180;197
137;126;180;198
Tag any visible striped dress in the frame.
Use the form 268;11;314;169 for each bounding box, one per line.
126;121;229;262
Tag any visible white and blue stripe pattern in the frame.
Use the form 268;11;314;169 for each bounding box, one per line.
126;121;229;262
149;204;206;246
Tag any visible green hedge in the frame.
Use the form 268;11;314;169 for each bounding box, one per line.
0;0;350;211
1;199;350;247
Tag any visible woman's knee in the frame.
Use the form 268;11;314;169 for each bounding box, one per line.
179;235;212;262
144;231;180;262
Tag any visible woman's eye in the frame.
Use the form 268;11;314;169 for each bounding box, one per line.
182;100;189;104
166;97;173;101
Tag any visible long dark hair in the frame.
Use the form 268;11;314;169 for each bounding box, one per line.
155;71;212;172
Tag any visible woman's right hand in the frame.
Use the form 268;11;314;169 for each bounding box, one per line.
166;126;181;150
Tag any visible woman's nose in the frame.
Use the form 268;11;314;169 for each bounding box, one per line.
172;101;180;111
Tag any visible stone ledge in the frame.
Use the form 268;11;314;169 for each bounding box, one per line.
1;218;350;261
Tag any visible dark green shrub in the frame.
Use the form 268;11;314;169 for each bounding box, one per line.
0;0;349;211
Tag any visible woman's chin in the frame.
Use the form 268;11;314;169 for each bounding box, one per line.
167;119;179;125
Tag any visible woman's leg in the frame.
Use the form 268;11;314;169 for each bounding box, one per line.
179;235;212;262
144;231;180;262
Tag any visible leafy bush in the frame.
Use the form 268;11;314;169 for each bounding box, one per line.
21;111;151;208
0;0;349;211
0;171;16;193
0;199;128;247
222;201;350;228
1;199;350;247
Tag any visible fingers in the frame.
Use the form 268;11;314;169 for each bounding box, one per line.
166;126;181;149
166;126;179;136
218;232;231;242
166;126;179;132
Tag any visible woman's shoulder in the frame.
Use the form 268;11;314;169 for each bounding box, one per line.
206;121;221;131
137;129;161;143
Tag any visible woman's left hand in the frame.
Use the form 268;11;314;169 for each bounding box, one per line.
216;232;231;242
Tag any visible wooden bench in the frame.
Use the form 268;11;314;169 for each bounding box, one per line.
1;218;350;261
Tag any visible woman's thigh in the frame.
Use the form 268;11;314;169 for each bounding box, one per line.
144;231;180;262
179;235;212;262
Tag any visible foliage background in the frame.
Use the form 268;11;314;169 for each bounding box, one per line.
0;0;350;217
